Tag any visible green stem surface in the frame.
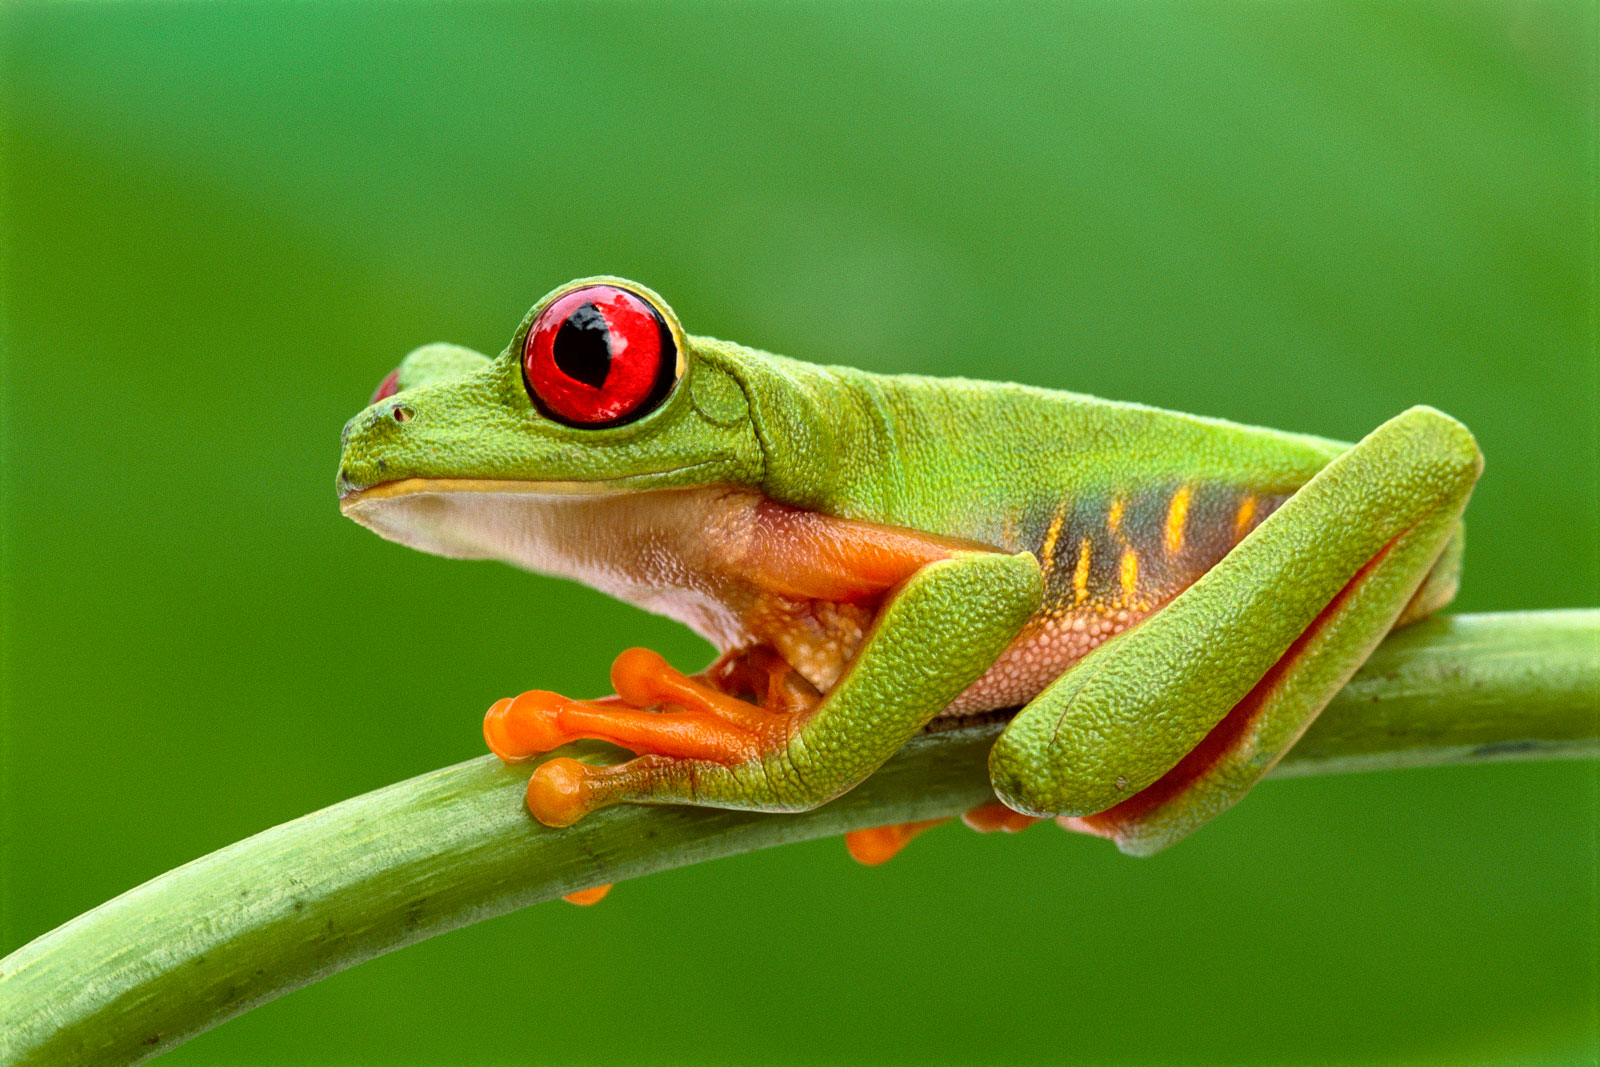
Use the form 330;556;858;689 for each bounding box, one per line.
2;610;1596;1066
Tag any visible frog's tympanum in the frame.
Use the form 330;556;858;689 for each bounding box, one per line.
338;277;1480;874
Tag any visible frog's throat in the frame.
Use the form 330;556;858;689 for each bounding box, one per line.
338;479;975;692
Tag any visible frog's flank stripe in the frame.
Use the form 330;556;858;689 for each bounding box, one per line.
1024;483;1290;623
1072;537;1091;605
1119;548;1140;605
1235;495;1257;538
1165;484;1192;556
1039;501;1068;573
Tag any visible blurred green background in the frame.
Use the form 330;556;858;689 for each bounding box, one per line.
2;2;1596;1064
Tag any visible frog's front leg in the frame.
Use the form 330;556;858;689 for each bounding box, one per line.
488;550;1042;826
990;406;1482;856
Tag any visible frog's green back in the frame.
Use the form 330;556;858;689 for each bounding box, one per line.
696;337;1348;548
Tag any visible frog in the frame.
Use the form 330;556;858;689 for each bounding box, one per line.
337;276;1480;868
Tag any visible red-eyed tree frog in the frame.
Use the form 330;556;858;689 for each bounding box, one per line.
338;277;1480;878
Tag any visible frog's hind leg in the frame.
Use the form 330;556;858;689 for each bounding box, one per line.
990;407;1482;856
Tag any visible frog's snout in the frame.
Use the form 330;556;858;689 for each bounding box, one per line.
338;342;493;500
338;402;414;498
336;467;361;499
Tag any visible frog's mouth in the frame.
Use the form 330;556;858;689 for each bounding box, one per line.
335;458;728;503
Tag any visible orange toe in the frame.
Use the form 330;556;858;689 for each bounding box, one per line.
962;801;1040;834
483;697;522;761
845;818;950;866
562;884;613;906
612;647;795;736
526;758;596;827
610;647;679;707
484;691;588;762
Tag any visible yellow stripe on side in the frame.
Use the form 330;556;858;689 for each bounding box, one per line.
1107;497;1125;538
1119;548;1139;603
1234;495;1257;539
1164;484;1192;556
1039;501;1067;572
1073;538;1092;605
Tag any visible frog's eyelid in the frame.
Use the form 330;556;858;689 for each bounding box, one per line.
369;367;402;406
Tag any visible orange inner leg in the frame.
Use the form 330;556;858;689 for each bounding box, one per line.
1070;539;1397;839
738;499;972;603
846;819;952;865
705;645;823;717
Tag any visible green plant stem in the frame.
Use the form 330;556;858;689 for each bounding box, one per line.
2;610;1596;1066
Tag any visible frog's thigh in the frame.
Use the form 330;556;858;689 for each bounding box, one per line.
989;406;1482;856
530;550;1042;823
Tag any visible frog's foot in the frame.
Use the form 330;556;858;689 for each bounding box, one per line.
484;647;804;764
844;819;951;865
484;646;820;826
562;884;612;906
844;801;1040;866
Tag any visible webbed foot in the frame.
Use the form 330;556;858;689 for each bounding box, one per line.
484;646;817;826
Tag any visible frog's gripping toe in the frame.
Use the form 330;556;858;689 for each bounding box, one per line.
483;692;573;762
844;819;951;866
525;758;596;827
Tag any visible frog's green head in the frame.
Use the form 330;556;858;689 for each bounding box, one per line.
337;277;771;560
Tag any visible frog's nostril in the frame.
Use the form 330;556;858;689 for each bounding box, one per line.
390;405;413;424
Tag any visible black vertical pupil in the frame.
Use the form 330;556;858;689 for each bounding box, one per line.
552;303;612;389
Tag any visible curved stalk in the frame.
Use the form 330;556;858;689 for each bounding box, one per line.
1;610;1596;1066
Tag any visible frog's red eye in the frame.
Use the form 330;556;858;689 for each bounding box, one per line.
370;367;402;405
523;285;679;427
